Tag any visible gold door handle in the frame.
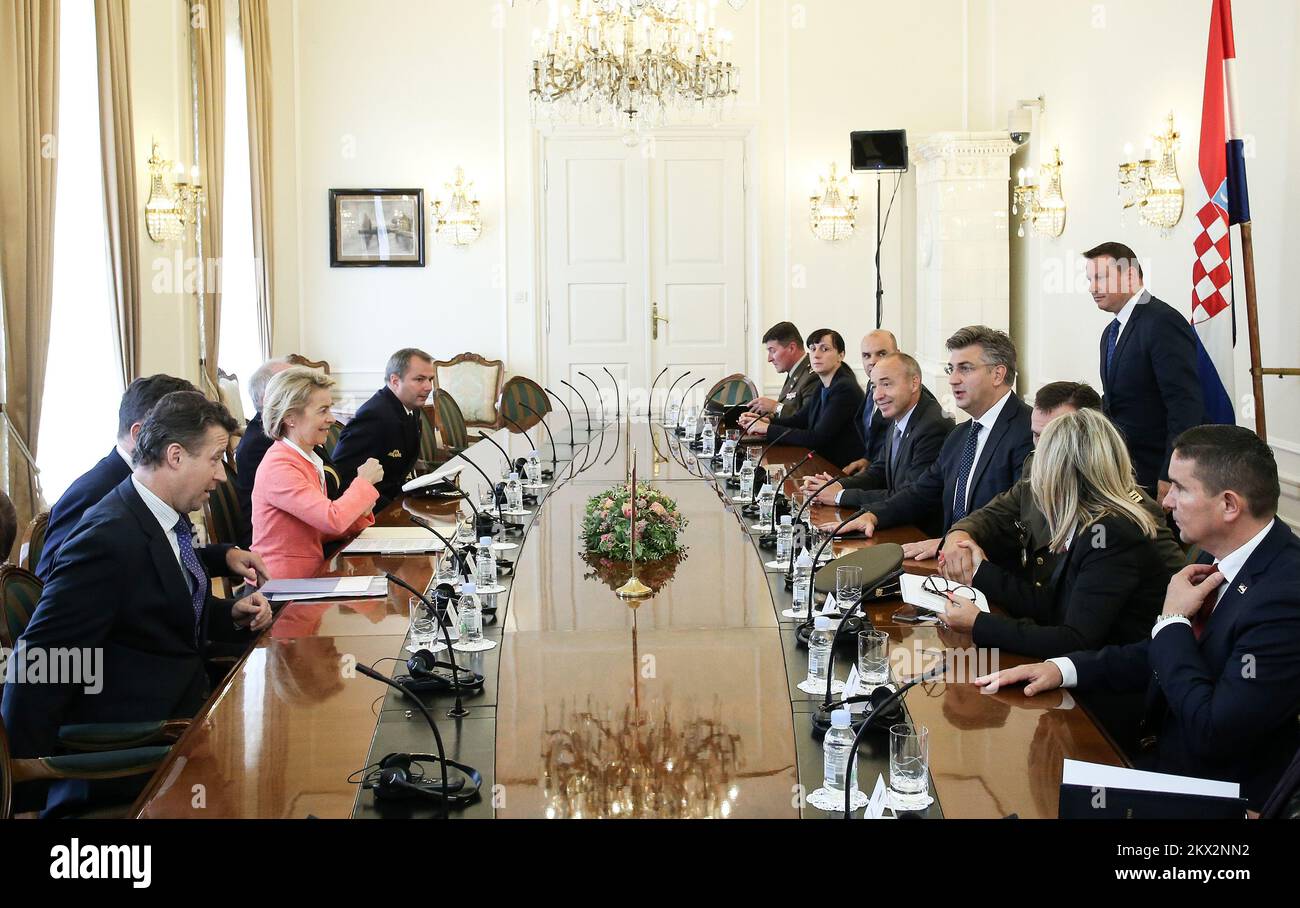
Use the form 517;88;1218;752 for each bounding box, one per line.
651;301;669;340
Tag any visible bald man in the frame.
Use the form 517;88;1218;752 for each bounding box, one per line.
842;329;899;475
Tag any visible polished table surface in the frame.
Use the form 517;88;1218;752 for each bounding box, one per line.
133;419;1124;819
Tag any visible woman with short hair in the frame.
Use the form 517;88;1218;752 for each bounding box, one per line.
252;367;384;579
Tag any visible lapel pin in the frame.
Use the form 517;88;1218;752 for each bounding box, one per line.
1237;584;1248;595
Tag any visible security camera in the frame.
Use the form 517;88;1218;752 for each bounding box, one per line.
1008;95;1044;146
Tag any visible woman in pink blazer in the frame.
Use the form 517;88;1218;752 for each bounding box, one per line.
252;367;385;579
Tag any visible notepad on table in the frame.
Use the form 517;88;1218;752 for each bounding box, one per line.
899;573;990;614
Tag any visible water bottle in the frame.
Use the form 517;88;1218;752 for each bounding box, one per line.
758;483;775;525
699;420;715;458
458;582;482;644
776;515;795;560
682;405;699;439
476;536;497;588
665;399;681;429
792;548;814;615
739;458;756;501
718;436;736;472
807;615;834;686
823;709;859;797
525;450;542;484
505;472;523;511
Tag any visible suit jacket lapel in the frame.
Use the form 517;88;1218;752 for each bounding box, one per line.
967;394;1017;496
118;481;199;642
1202;519;1287;645
1107;289;1149;382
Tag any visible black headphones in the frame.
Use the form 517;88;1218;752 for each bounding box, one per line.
361;752;483;807
403;648;486;691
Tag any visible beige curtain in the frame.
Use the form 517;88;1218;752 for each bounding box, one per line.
95;0;140;386
240;0;273;358
0;0;59;528
193;0;225;395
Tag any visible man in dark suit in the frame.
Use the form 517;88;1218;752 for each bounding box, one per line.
740;328;864;469
37;374;195;580
747;321;820;421
826;326;1033;557
331;347;434;507
1086;242;1204;499
234;358;342;546
842;329;901;475
800;353;953;532
2;391;273;814
979;425;1300;811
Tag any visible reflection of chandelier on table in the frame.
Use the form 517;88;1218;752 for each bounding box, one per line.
527;0;743;141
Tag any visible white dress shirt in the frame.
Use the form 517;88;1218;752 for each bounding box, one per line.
1049;519;1276;688
115;444;133;470
958;389;1013;513
131;475;194;593
282;437;327;492
1111;288;1148;346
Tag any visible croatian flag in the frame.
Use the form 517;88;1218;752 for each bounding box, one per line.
1192;0;1249;424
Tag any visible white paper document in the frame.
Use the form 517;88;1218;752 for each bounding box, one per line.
1061;759;1241;800
341;526;450;555
899;573;990;614
261;575;389;601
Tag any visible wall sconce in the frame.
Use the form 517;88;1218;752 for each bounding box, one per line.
430;167;483;247
144;141;204;243
809;162;859;242
1013;145;1066;238
1118;112;1184;235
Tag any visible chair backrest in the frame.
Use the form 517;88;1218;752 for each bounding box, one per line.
0;563;42;652
202;459;243;546
20;511;50;574
432;389;469;454
417;409;439;465
432;353;504;428
705;374;757;409
216;368;246;425
286;354;331;374
497;376;551;432
322;422;343;459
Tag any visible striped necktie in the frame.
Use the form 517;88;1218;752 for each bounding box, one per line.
1104;319;1121;377
173;516;208;642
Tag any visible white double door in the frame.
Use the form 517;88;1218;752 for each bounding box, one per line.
544;134;748;421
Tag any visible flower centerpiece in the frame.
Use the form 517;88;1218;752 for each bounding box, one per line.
581;482;687;562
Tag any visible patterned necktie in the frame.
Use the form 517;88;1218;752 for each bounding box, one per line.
173;516;208;641
1104;319;1121;378
891;425;904;468
951;421;983;523
1191;562;1222;641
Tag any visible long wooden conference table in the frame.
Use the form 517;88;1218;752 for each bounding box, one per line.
133;418;1124;819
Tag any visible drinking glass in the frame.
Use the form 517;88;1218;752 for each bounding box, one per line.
746;445;763;466
409;597;439;651
836;565;863;609
889;724;930;809
857;630;890;692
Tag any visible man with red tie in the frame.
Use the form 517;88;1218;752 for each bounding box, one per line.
977;425;1300;811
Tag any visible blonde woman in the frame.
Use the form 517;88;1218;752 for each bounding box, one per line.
252;367;384;579
939;408;1171;657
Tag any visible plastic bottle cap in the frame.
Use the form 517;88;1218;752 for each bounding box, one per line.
814;616;834;631
796;548;813;567
760;484;773;494
479;536;493;546
830;709;852;729
780;515;793;526
461;582;477;594
508;472;520;480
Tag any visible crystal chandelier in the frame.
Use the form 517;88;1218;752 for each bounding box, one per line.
1013;146;1067;239
809;162;859;242
144;141;204;244
1118;112;1184;236
528;0;741;139
430;167;483;247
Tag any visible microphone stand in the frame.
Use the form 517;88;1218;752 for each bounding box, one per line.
559;379;593;437
601;367;621;424
676;377;708;437
647;366;669;423
475;429;517;475
354;663;453;819
786;470;848;582
755;429;796;536
500;415;537;454
544;387;578;449
842;656;948;818
518;401;559;479
450;450;505;525
408;513;472;580
661;370;691;426
794;507;867;635
383;572;475;720
577;371;606;428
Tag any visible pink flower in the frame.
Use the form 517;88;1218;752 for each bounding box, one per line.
622;503;633;517
635;519;648;536
649;501;667;517
601;498;614;509
600;533;614;547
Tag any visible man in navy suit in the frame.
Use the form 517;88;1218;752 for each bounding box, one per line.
37;374;194;580
2;392;273;814
979;425;1300;811
332;347;434;507
827;326;1034;558
1086;242;1204;499
842;329;900;475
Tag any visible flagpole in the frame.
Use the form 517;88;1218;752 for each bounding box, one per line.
1239;221;1267;440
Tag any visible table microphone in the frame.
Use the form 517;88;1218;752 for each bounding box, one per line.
516;402;559;479
793;506;868;627
577;371;606;427
661;370;691;425
559;379;593;437
475;429;519;474
602;367;621;423
543;387;578;448
449;450;505;524
842;656;948;818
675;377;708;434
408;513;472;579
384;572;485;719
500;415;537;454
647;366;669;423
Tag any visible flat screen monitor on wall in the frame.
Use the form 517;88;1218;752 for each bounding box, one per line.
850;129;909;173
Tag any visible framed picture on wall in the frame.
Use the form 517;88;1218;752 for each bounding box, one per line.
329;188;425;267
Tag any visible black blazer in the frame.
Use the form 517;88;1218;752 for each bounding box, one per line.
2;478;240;761
36;447;131;581
851;384;939;466
768;364;864;469
970;514;1170;658
870;391;1034;537
1100;291;1204;492
1069;519;1300;810
235;414;341;547
331;386;421;505
838;392;954;525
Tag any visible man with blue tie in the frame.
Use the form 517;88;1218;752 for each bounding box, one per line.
2;392;274;815
840;329;900;476
1086;242;1204;501
827;326;1033;559
979;425;1300;811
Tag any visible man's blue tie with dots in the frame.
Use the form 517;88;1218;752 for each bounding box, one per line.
174;516;208;642
951;422;983;523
